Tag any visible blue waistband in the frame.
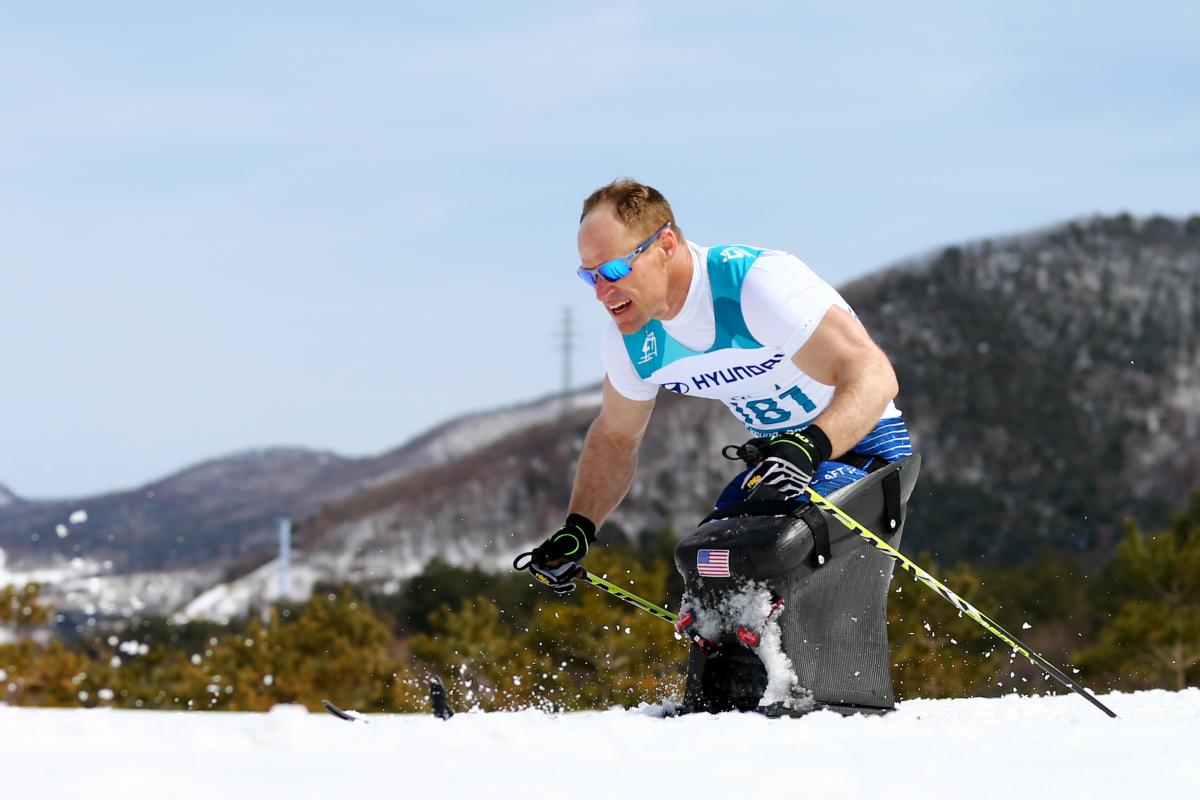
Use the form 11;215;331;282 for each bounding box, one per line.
849;417;912;463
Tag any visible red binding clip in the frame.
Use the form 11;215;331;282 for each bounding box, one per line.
736;626;761;648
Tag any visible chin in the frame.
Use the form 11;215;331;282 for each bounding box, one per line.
615;314;647;334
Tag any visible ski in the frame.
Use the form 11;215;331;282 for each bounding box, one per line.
321;676;455;722
324;681;880;720
321;699;366;722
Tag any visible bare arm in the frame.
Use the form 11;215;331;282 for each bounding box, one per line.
791;306;899;458
567;378;656;526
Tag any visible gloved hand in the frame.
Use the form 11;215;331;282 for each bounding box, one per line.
742;425;833;501
528;513;597;595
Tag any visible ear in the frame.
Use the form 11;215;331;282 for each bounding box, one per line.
661;226;681;259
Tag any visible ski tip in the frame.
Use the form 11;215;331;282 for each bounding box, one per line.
322;699;368;723
429;676;455;720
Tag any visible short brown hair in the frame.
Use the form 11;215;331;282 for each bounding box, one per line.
580;178;683;243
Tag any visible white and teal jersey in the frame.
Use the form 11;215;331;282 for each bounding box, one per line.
602;242;902;435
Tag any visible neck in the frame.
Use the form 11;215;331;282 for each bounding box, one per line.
659;242;693;320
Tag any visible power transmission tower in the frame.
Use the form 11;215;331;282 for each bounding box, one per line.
558;306;574;424
278;517;291;603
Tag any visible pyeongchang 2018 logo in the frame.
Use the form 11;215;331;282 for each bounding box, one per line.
665;354;785;393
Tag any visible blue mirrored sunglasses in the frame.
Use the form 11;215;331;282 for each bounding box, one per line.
577;222;671;287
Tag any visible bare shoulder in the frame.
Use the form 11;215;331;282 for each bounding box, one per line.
792;306;889;384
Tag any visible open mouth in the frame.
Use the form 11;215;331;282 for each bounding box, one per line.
608;300;632;316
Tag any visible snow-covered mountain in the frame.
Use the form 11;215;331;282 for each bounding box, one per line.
5;213;1199;621
0;389;600;617
843;213;1200;560
0;483;18;509
190;213;1200;621
0;389;599;568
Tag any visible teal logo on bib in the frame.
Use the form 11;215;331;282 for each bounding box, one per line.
637;331;658;365
718;246;755;262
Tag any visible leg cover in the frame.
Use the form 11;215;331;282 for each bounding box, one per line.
676;454;921;715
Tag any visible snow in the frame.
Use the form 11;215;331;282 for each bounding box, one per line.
178;559;322;623
403;388;603;471
0;689;1195;798
0;547;98;588
687;582;805;708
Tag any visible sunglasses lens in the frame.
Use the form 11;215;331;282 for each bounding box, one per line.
578;257;632;288
598;258;631;282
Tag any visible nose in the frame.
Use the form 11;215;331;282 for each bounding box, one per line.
594;277;616;302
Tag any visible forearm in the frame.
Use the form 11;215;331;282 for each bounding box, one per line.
809;353;898;458
567;420;640;526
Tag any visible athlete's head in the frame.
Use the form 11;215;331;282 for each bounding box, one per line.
577;179;688;334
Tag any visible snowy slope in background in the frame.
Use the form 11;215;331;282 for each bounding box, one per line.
0;547;220;619
371;387;603;481
0;387;603;576
0;388;602;619
174;390;604;621
178;558;323;623
1;689;1195;798
0;547;94;589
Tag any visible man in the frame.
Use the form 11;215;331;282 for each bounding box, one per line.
529;179;911;593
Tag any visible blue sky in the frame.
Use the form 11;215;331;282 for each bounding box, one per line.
2;1;1197;498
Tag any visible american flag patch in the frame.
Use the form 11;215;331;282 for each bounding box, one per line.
697;549;731;578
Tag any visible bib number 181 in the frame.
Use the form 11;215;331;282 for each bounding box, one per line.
732;386;816;428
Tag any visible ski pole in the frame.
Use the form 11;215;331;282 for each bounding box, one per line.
804;486;1118;719
513;551;679;625
580;570;678;624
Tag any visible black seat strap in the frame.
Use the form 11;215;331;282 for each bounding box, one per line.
882;470;903;535
798;504;831;567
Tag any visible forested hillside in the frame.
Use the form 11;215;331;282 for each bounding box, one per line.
300;213;1200;576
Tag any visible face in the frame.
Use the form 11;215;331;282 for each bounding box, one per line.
577;205;672;334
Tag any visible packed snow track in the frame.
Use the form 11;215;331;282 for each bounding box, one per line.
4;689;1195;798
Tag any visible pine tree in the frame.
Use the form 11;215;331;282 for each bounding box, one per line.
409;543;685;711
887;559;1007;698
0;582;51;628
1077;494;1200;690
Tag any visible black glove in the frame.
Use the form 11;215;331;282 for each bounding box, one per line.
528;513;597;595
741;425;833;501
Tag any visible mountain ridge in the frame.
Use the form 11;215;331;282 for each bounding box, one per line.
0;483;19;509
286;211;1200;586
0;388;601;574
2;212;1197;618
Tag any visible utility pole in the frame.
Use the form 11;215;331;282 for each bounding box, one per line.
278;517;291;603
559;306;574;424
